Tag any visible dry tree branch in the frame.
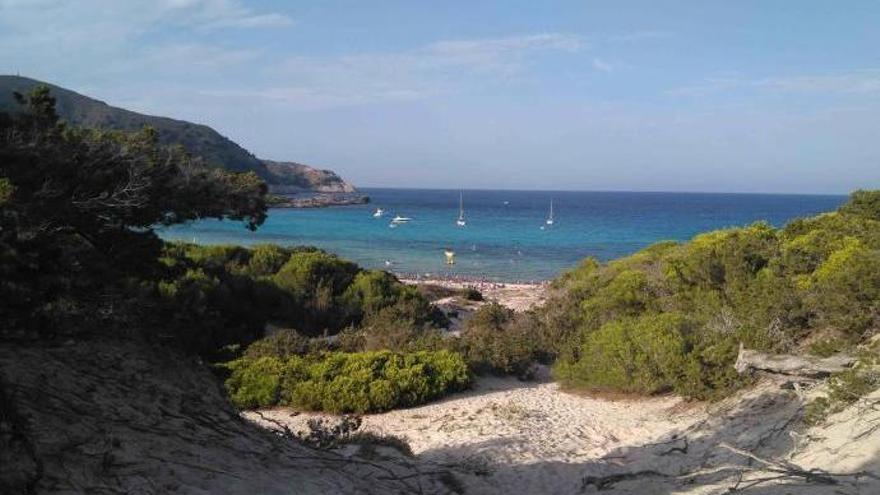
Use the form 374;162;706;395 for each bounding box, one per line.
718;442;879;490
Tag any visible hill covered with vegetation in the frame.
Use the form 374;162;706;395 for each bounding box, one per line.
0;75;356;192
534;190;880;399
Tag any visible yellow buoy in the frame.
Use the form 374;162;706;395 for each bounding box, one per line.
444;249;455;265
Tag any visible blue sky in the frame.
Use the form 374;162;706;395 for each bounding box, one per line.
1;0;878;193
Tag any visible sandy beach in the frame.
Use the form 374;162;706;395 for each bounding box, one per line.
400;276;549;313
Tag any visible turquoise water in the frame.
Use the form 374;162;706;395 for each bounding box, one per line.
159;189;846;281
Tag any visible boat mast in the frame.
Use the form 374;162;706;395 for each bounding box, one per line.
459;191;464;221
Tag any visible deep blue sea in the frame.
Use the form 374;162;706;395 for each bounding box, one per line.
158;189;846;282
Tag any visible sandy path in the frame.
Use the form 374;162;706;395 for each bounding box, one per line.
248;374;880;494
248;370;703;493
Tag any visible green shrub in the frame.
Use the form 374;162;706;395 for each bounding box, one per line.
348;306;446;353
225;357;286;408
808;337;848;358
804;358;880;426
460;287;483;301
244;328;331;359
0;177;13;205
225;350;471;413
274;251;359;299
248;244;293;276
555;313;690;394
534;191;880;400
343;270;404;316
809;242;880;336
839;189;880;221
460;303;536;377
803;397;832;426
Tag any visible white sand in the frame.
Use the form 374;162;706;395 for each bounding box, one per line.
248;369;703;493
402;278;548;313
248;373;880;494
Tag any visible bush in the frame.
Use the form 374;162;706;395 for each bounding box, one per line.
347;306;446;353
555;313;689;394
274;251;359;300
343;270;405;316
804;356;880;426
244;328;331;359
224;356;286;408
225;350;471;413
248;244;293;276
808;241;880;336
294;416;413;457
534;191;880;400
839;189;880;221
460;287;484;301
158;243;443;345
460;303;533;376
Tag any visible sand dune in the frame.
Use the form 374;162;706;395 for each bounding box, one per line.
249;371;880;494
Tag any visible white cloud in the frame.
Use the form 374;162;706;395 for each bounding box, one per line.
156;0;294;30
255;33;585;108
592;57;613;72
0;0;293;48
669;70;880;96
426;33;583;57
607;30;674;43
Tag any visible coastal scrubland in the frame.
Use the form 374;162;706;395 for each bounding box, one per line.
3;87;880;493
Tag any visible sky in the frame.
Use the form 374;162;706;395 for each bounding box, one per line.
1;0;878;194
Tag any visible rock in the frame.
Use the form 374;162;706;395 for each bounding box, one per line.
734;344;856;377
268;193;370;208
263;160;356;193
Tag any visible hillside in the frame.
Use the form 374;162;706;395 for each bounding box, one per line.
264;159;356;193
0;75;356;192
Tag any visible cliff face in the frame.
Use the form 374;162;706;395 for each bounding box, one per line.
263;160;356;193
0;75;356;193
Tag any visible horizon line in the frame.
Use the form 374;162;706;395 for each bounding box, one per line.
354;185;852;197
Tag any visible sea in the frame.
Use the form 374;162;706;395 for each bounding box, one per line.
158;189;846;282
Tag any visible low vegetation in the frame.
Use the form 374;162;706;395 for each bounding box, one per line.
804;345;880;425
225;350;471;413
541;191;880;399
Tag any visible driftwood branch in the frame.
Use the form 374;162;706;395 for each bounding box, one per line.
734;344;855;378
719;442;879;490
582;441;878;492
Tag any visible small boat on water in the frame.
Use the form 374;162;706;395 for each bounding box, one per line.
372;208;385;217
456;191;466;227
389;215;412;227
546;199;555;226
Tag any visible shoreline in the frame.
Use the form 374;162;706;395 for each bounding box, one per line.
399;275;549;313
267;192;370;208
394;271;551;287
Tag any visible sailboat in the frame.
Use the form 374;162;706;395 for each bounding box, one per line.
372;208;385;218
545;199;555;226
456;191;466;227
